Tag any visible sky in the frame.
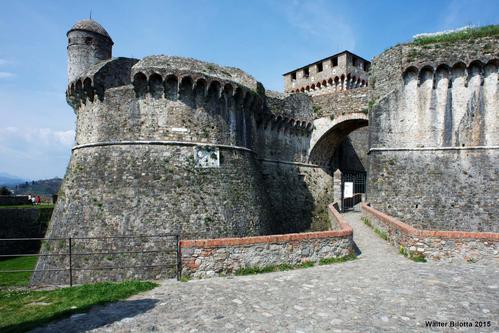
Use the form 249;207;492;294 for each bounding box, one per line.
0;0;497;180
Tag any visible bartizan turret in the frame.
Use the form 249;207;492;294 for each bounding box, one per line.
67;19;113;82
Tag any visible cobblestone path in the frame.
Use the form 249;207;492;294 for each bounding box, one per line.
33;212;498;333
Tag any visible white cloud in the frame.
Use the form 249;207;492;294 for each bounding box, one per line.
0;59;7;66
0;72;15;79
0;127;75;179
0;127;75;147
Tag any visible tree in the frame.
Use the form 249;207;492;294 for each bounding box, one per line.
0;186;11;195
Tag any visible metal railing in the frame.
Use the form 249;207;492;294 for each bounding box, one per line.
0;234;181;286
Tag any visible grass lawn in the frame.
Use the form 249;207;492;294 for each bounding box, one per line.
0;256;38;287
0;280;158;333
0;256;158;332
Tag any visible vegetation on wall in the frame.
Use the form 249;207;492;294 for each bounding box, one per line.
412;25;499;45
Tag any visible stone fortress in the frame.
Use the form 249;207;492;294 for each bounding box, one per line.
33;19;497;283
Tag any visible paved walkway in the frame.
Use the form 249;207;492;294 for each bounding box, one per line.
33;212;498;332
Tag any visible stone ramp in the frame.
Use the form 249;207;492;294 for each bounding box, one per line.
31;212;499;333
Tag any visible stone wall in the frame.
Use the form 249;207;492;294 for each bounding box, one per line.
0;195;30;206
368;36;498;232
361;204;498;263
0;207;52;255
368;149;498;232
260;162;334;233
34;144;273;284
181;204;353;278
311;87;368;119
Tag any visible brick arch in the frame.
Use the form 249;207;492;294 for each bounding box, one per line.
308;112;368;166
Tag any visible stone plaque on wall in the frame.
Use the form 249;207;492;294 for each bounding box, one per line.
194;146;220;168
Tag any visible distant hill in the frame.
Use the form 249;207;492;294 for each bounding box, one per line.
11;178;63;196
0;172;28;186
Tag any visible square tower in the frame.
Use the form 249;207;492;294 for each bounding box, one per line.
283;51;370;95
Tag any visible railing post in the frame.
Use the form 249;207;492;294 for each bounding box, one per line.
175;235;181;281
68;237;73;287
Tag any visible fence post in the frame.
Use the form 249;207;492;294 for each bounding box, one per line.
68;237;73;287
175;235;181;281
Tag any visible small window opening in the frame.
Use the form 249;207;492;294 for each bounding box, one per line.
331;57;338;67
352;56;357;66
291;72;296;80
303;67;309;78
363;62;369;71
85;37;93;45
317;62;323;72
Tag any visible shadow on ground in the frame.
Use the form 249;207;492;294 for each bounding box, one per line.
27;299;158;333
352;241;362;256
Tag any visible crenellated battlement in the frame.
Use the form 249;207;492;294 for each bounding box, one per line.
130;71;262;109
66;54;315;149
66;57;138;108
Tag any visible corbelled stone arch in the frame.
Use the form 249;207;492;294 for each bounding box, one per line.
83;77;94;103
132;72;147;98
308;112;368;166
193;78;207;106
164;74;179;100
418;65;434;87
148;73;163;99
179;76;194;103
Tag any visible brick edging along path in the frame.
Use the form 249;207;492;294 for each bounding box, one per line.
180;203;354;278
361;203;499;262
361;204;499;240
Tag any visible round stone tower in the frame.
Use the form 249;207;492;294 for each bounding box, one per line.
32;20;276;285
67;19;113;82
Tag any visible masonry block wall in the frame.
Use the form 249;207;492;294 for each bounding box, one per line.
368;37;498;232
0;207;53;255
181;204;354;278
362;204;498;263
35;19;362;284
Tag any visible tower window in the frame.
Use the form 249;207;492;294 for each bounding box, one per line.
363;62;370;71
85;37;93;45
317;62;323;72
352;56;358;66
303;67;309;78
331;57;338;67
291;72;296;80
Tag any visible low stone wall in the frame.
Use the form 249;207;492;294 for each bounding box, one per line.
361;203;498;263
181;203;353;278
0;195;30;206
0;207;53;255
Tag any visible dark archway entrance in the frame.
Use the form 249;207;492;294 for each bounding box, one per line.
308;113;368;211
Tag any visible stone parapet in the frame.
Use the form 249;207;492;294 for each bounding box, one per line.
361;203;498;263
180;204;353;278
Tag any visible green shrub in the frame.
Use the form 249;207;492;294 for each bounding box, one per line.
319;253;357;265
399;245;427;263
